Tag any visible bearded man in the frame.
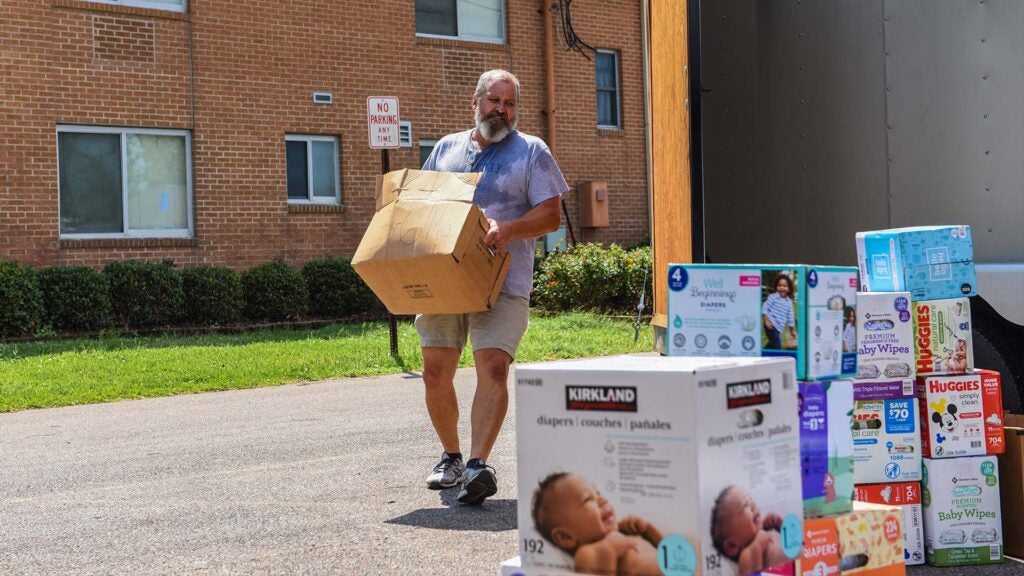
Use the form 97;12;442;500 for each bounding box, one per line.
416;69;567;505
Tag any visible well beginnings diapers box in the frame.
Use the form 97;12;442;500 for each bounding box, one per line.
917;369;1005;459
856;225;976;300
854;482;925;565
796;503;906;576
852;380;921;484
515;355;804;576
855;292;914;380
913;297;974;377
922;456;1003;566
799;380;854;517
667;264;858;379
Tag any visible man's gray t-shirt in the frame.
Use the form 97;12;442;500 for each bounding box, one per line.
422;129;567;300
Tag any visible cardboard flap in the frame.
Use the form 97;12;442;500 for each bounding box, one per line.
354;200;473;263
376;169;480;210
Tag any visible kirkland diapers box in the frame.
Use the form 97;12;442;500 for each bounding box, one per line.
799;380;854;518
922;456;1003;566
797;503;906;576
856;293;915;380
515;355;804;576
856;225;977;300
917;370;1005;459
913;298;974;377
852;380;921;484
666;264;858;379
854;482;925;565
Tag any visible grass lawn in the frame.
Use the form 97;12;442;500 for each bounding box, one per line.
0;313;653;412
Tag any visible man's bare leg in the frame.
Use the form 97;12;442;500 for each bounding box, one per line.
468;347;513;462
421;346;463;453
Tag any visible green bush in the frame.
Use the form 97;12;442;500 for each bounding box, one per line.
104;260;184;329
532;244;652;315
38;265;111;333
303;256;382;319
181;266;243;326
0;260;44;338
241;260;308;322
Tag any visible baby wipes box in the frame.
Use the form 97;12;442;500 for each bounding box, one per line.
854;482;925;565
515;355;804;576
921;456;1003;566
916;370;1005;459
855;293;915;380
855;225;976;300
798;380;854;518
913;298;973;377
796;503;906;576
666;264;858;380
852;380;921;484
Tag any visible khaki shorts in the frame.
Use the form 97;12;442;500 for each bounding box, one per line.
414;293;530;359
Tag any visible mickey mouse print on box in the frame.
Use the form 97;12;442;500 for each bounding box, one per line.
916;369;1004;459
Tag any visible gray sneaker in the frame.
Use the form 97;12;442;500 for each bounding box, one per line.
457;460;497;505
425;453;464;490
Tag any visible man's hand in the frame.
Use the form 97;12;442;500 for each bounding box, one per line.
484;218;512;251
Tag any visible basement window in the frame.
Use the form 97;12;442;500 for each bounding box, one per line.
57;125;193;238
83;0;187;12
286;135;341;205
415;0;505;44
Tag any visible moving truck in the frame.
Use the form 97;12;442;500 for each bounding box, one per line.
645;0;1024;412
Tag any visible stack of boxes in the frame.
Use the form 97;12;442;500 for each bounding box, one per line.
855;225;1006;567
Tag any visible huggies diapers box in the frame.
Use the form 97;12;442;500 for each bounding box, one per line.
922;456;1003;566
855;293;914;380
798;380;854;517
854;482;925;565
852;380;921;484
913;298;974;376
666;264;858;380
856;225;977;300
515;355;804;576
917;370;1005;459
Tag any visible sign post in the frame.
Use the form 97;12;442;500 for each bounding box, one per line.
367;96;402;357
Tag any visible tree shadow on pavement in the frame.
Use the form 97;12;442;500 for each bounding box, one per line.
384;489;517;532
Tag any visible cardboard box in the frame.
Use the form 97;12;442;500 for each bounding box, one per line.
515;355;804;576
351;169;510;314
854;482;925;565
999;413;1024;558
855;225;976;300
855;293;914;380
916;370;1005;459
852;381;921;484
912;298;974;377
922;456;1003;566
797;503;906;576
500;556;575;576
666;264;858;379
799;379;855;518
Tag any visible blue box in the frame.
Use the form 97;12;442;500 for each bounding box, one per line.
855;225;976;300
666;264;858;379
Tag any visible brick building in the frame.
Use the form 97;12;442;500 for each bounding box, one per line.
0;0;649;270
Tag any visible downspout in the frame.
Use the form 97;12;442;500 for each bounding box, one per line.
641;0;652;247
544;0;577;245
543;0;556;154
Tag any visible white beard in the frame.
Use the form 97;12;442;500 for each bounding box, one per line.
476;110;517;143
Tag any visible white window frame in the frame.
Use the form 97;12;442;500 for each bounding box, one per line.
415;0;506;45
285;134;341;205
56;125;194;240
419;139;438;168
596;49;623;130
82;0;187;12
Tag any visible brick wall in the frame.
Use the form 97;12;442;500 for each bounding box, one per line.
0;0;649;270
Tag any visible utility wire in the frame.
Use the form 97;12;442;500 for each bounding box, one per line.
556;0;597;60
